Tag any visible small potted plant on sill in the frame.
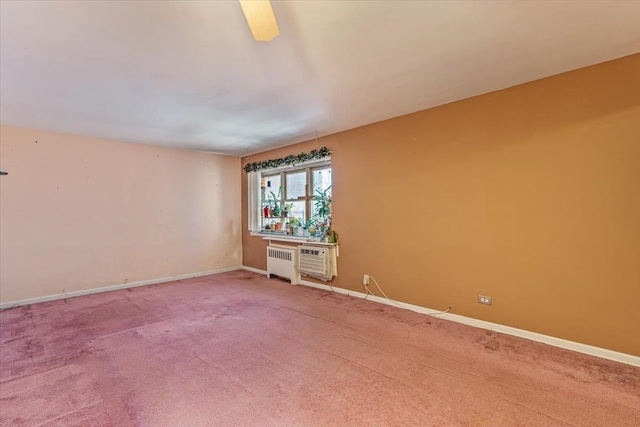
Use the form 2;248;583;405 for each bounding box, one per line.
306;219;318;236
289;217;302;235
282;203;294;218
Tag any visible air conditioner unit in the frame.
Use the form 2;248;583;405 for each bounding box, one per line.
298;245;337;281
267;245;300;284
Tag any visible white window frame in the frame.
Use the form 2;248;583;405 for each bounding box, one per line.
247;158;331;233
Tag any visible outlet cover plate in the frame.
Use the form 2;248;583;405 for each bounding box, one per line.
478;295;492;305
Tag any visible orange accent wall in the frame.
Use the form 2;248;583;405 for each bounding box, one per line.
242;54;640;356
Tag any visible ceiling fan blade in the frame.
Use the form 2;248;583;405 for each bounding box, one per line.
239;0;280;41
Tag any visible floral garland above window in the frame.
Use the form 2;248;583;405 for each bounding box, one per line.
244;147;331;173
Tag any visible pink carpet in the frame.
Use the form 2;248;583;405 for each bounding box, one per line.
1;270;639;426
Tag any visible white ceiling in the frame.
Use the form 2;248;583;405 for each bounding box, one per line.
1;1;639;156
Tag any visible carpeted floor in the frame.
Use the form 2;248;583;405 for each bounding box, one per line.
1;270;639;426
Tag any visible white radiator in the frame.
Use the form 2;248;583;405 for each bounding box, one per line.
298;246;338;281
267;245;300;285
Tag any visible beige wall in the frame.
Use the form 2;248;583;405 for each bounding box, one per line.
0;126;242;302
242;54;640;356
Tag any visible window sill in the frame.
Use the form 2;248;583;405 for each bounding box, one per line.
249;231;338;246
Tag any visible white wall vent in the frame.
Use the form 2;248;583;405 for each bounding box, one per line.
267;245;300;284
298;246;337;281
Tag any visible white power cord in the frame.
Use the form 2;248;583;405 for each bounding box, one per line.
365;276;407;310
363;275;451;317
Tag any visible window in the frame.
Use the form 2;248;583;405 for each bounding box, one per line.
248;160;331;236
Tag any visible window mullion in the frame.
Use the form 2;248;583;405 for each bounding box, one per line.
306;167;311;223
280;172;285;206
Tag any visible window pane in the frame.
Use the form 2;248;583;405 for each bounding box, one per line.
312;167;331;222
286;171;306;200
313;168;331;195
263;174;281;200
287;201;305;223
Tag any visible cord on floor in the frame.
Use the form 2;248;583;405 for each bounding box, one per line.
363;275;451;317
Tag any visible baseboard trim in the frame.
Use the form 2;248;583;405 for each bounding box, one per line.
290;279;639;367
45;264;632;367
0;266;243;310
241;266;268;275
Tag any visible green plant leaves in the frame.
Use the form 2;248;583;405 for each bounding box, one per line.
244;147;331;173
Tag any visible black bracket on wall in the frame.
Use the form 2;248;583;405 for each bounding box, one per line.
0;171;7;175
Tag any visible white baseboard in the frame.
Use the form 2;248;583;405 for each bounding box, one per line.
9;265;635;367
238;268;639;367
0;266;243;310
241;266;269;275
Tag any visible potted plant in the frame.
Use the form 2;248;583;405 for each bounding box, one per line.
309;186;332;238
313;186;331;219
288;216;302;234
268;188;281;217
306;219;318;236
283;203;294;217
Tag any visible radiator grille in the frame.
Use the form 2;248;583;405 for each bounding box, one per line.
268;247;293;261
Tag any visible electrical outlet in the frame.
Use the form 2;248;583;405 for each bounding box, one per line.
363;274;370;285
478;295;492;305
